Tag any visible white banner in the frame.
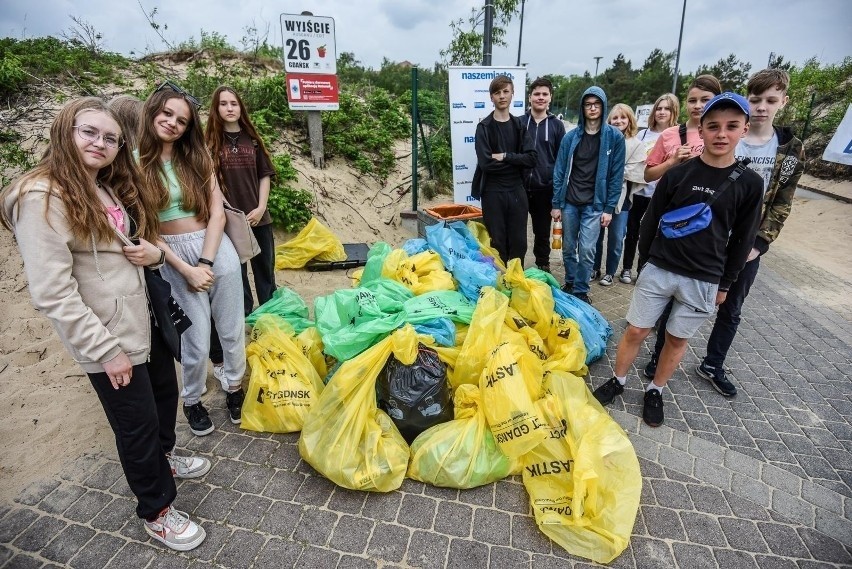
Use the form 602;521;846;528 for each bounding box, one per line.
635;104;653;129
448;66;527;205
822;104;852;166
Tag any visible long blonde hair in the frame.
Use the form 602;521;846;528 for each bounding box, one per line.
137;89;213;223
0;97;158;243
608;103;639;138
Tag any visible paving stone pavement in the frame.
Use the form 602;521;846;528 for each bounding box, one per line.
2;244;852;568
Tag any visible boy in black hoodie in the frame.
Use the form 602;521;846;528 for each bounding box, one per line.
523;77;566;272
472;75;538;265
592;93;763;427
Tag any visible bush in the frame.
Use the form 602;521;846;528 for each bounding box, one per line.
0;37;126;98
267;154;313;232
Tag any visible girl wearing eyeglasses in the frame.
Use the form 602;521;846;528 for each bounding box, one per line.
0;97;207;551
137;85;246;438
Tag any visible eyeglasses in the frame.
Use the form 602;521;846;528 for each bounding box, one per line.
155;80;201;109
583;101;602;109
73;124;124;149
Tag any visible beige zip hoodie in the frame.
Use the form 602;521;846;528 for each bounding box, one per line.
4;179;150;373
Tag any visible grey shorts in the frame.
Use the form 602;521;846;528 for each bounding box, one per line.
626;263;718;339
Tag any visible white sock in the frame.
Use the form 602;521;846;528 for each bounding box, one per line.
646;382;663;394
615;375;627;385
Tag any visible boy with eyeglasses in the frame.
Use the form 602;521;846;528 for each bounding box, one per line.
551;87;625;305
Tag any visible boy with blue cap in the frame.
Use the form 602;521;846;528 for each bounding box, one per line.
592;92;764;427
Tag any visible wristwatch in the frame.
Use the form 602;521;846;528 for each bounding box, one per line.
198;257;214;267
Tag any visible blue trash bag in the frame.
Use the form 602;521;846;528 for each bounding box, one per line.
550;286;612;364
425;222;498;301
402;238;429;256
412;317;457;347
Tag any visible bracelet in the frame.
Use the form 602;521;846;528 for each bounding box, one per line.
198;257;214;267
148;247;166;270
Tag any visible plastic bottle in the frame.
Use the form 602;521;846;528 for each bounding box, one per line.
551;220;562;249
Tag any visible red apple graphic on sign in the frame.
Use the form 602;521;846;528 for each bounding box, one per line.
317;45;327;58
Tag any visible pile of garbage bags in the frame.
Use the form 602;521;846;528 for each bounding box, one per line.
243;219;638;564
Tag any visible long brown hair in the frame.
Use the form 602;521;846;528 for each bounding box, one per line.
108;95;144;150
137;89;213;223
205;86;273;194
0;97;158;243
648;93;679;132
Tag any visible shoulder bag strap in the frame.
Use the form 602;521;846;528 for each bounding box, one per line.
705;158;752;207
678;123;688;145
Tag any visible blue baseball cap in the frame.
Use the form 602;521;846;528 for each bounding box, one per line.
700;92;750;121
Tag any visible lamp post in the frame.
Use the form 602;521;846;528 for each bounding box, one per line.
672;0;687;94
516;0;526;66
593;56;603;84
482;1;494;65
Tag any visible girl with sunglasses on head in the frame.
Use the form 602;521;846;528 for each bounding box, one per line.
1;97;207;551
137;84;246;437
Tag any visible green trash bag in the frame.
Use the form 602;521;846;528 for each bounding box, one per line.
246;287;315;332
407;384;517;489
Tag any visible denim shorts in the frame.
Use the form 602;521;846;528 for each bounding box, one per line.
626;263;718;339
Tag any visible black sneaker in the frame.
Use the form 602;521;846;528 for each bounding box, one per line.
590;269;601;282
643;353;659;379
183;402;214;436
573;292;592;306
593;377;625;406
226;388;245;424
696;361;737;397
560;282;574;294
643;389;664;427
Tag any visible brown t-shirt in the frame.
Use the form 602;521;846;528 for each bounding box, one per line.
219;131;276;226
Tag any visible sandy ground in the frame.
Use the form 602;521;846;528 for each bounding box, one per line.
1;150;850;503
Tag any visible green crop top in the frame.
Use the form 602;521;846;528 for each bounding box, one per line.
158;160;196;222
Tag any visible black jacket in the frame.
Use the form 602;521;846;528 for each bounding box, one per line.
522;112;565;192
472;112;538;200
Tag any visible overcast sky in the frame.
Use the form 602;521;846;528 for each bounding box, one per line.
3;0;850;82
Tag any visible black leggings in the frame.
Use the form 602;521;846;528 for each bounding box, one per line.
622;194;651;272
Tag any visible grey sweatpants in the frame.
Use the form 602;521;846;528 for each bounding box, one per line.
160;229;246;405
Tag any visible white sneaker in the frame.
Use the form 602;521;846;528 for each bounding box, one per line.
213;364;228;391
144;506;206;551
167;453;212;479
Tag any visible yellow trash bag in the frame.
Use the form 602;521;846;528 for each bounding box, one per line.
499;258;555;339
467;220;506;271
543;314;588;376
453;287;508;387
480;335;548;459
299;325;424;492
522;371;641;564
505;306;550;365
242;315;325;433
275;218;346;269
382;249;455;295
295;326;328;379
408;384;518;488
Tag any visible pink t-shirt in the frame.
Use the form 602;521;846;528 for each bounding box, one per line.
645;125;704;167
105;205;126;234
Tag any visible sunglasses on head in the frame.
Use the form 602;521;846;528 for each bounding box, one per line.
155;80;201;109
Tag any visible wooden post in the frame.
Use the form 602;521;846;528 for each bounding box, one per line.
307;110;325;169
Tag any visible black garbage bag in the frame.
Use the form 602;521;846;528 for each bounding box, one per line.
377;345;454;444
